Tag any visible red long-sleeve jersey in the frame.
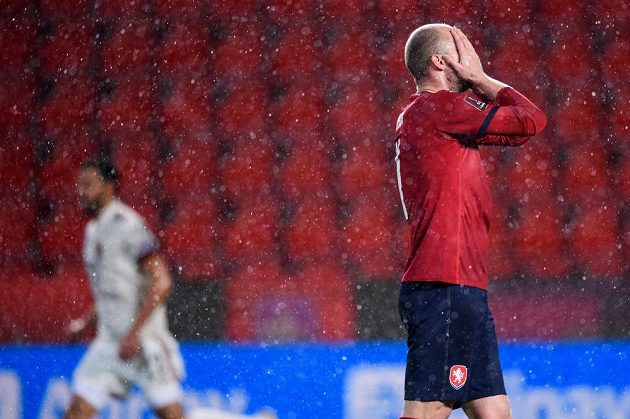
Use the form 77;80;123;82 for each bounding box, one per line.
394;86;547;290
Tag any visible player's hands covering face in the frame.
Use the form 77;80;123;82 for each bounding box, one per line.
443;27;485;84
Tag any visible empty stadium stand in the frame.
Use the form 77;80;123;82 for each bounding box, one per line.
0;0;627;342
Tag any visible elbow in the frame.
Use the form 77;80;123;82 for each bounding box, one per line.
535;110;548;134
521;111;547;137
511;136;530;146
517;108;548;136
158;273;173;299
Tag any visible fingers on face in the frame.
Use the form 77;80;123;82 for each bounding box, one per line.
449;28;465;60
456;27;475;53
452;27;473;54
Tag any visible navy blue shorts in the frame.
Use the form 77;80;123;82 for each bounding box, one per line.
399;282;506;406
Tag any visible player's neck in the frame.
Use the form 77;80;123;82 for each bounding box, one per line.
416;81;448;94
416;74;449;94
95;195;116;218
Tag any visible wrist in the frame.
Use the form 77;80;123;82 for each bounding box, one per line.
127;325;141;337
469;73;490;88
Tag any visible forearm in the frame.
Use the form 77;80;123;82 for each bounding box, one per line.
129;284;169;335
470;74;510;102
481;86;548;137
129;254;172;335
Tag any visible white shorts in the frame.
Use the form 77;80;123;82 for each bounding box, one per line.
72;333;185;409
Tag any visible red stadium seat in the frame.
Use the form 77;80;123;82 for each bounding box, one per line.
0;133;34;195
539;0;587;26
292;264;356;339
278;140;330;198
615;154;630;197
39;201;88;266
96;0;149;20
265;0;314;25
322;0;372;21
162;137;217;198
40;0;91;21
327;29;375;80
607;85;630;141
157;22;208;76
216;86;267;135
1;0;34;16
112;136;157;200
491;293;601;339
336;145;389;198
225;262;286;341
101;20;153;77
430;1;484;33
271;83;324;132
514;201;569;279
226;263;356;341
40;79;95;137
601;39;629;85
377;28;412;83
327;82;379;138
272;29;323;81
219;139;274;199
161;76;211;138
485;0;533;25
162;199;219;279
561;148;611;202
0;265;93;343
503;148;556;202
224;193;279;262
486;35;536;85
0;75;34;132
552;91;599;142
284;196;339;263
592;0;630;27
0;15;35;71
546;38;596;88
0;198;35;268
99;77;153;136
39;23;93;79
377;0;428;25
487;207;517;280
342;199;400;278
39;135;98;199
568;203;624;278
154;0;205;20
212;26;262;82
210;0;258;20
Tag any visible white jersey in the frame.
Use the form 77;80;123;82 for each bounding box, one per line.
83;199;169;341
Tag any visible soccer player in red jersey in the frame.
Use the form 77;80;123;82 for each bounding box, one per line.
395;24;547;419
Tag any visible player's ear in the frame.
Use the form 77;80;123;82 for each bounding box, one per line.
430;54;447;71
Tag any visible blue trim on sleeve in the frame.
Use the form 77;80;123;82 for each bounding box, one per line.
477;105;500;137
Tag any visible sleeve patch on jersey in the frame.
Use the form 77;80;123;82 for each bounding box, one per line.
464;96;489;111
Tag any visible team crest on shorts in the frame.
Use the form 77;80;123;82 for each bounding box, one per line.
449;365;468;390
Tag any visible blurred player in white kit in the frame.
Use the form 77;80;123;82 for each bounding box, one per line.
65;159;185;419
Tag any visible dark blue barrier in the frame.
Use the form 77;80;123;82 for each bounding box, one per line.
1;341;629;418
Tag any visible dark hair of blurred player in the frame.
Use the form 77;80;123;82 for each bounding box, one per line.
77;159;119;217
